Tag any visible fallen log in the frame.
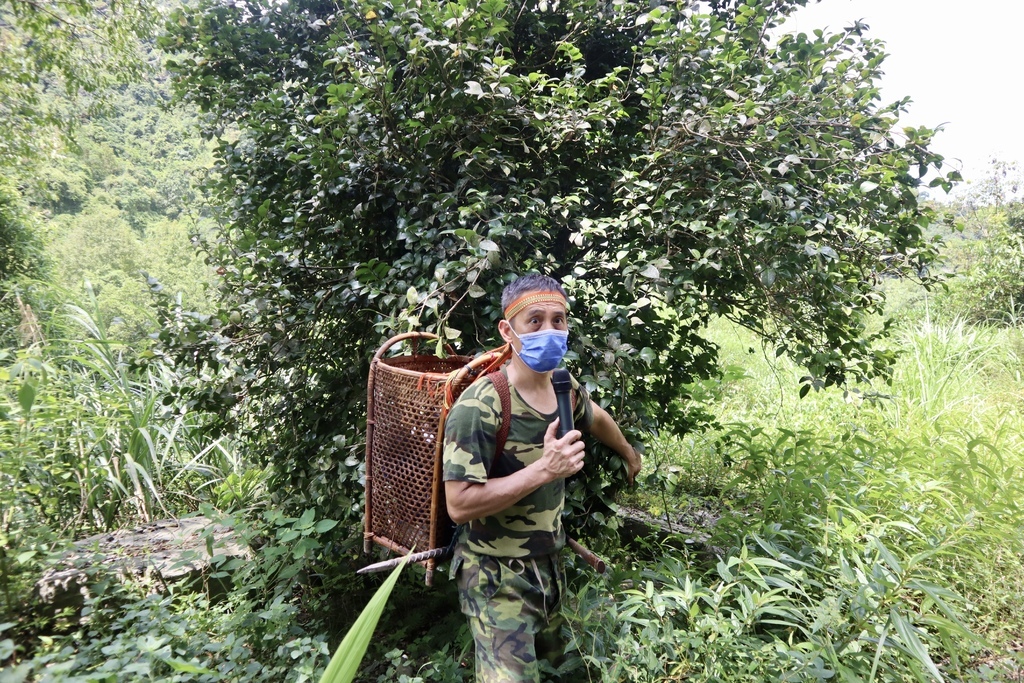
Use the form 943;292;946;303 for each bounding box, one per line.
35;516;250;616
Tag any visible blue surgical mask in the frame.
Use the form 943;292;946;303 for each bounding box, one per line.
510;328;569;373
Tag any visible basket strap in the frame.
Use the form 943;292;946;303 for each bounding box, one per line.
486;371;512;479
443;344;512;411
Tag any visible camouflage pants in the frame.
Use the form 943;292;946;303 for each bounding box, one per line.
453;547;564;683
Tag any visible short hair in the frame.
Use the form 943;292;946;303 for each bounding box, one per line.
501;274;567;311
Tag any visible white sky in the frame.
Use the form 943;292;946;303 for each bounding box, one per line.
784;0;1024;194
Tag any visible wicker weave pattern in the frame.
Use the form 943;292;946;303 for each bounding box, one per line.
367;355;469;553
364;333;510;585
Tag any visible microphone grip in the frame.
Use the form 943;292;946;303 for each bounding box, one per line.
556;394;574;439
552;369;575;439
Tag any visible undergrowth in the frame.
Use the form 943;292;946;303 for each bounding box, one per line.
616;314;1024;681
567;421;1024;682
5;298;1023;682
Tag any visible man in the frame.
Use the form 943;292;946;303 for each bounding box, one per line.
443;274;642;683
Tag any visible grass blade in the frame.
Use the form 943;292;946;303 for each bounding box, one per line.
318;554;410;683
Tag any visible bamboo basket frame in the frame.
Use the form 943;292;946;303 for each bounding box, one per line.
363;332;507;585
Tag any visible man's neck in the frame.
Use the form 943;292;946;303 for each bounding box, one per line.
506;356;552;393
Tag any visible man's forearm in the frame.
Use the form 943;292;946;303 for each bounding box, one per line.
446;419;588;524
445;464;550;524
587;403;642;479
588;404;636;459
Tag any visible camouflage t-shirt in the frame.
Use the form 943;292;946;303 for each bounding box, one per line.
442;369;594;559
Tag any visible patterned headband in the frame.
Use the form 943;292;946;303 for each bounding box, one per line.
503;291;569;321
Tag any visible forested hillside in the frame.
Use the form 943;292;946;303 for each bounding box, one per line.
1;0;215;344
1;1;1022;682
27;70;216;342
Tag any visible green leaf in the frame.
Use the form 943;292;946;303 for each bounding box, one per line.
859;180;879;193
910;580;969;628
15;551;36;564
868;618;889;681
297;508;316;530
314;519;339;533
871;537;903;576
890;609;944;682
18;382;35;414
162;658;218;675
453;229;480;246
318;557;410;683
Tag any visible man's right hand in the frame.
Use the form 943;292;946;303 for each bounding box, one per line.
537;418;585;482
446;418;586;523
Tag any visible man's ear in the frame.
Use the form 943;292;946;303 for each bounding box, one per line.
498;319;514;344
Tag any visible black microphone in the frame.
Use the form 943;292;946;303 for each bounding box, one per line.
551;368;574;438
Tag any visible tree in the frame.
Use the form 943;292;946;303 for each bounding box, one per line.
0;0;155;170
47;200;158;341
158;0;957;531
942;201;1024;324
950;157;1023;218
0;179;40;282
0;178;44;346
1;0;158;344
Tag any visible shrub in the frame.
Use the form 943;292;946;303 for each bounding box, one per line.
157;0;955;539
566;533;968;683
941;202;1024;325
565;424;1024;682
13;585;330;683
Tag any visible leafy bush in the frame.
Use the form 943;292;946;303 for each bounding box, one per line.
614;308;1024;678
157;0;955;537
567;530;970;682
941;202;1024;325
566;424;1024;683
10;580;330;683
2;499;354;679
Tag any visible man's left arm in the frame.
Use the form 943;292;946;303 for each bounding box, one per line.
583;402;642;484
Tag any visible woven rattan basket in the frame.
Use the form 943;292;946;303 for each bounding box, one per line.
364;332;504;585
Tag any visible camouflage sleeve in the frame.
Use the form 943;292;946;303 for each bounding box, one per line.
572;374;594;430
442;378;501;484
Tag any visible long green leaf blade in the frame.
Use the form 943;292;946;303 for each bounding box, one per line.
318;555;410;683
890;608;943;682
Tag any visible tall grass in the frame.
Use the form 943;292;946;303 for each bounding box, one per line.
686;314;1024;444
885;317;1024;450
613;314;1024;680
1;295;243;538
